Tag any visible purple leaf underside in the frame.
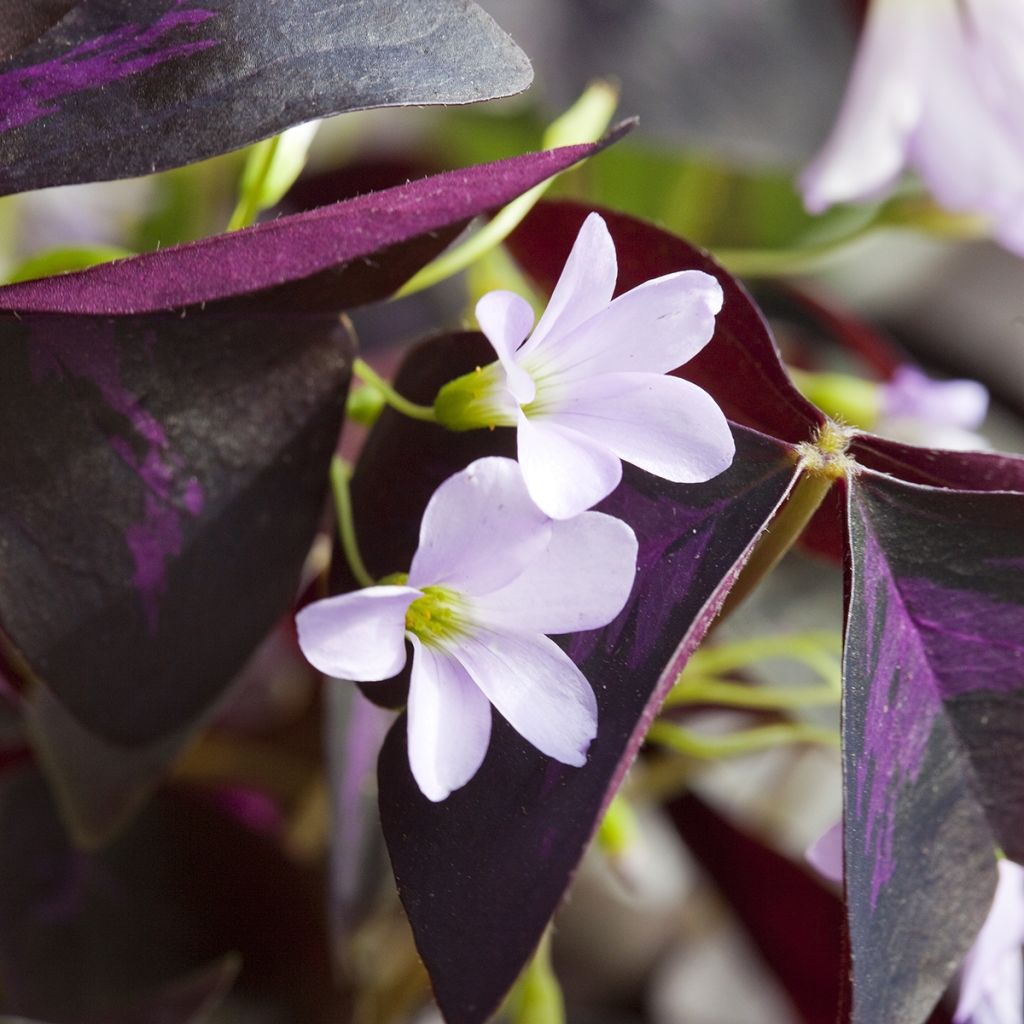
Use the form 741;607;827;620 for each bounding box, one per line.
0;0;531;196
843;468;1024;1024
0;137;625;315
351;334;800;1023
506;200;824;446
0;1;75;61
0;309;352;753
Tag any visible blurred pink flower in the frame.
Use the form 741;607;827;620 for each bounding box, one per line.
879;366;990;451
801;0;1024;253
296;457;637;802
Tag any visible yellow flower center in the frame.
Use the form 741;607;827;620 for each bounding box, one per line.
404;585;469;647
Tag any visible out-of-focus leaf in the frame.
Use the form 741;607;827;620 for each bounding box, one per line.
0;309;351;749
344;332;800;1023
6;244;134;283
842;468;1024;1023
0;0;532;197
0;955;240;1024
506;200;823;446
0;136;627;314
0;768;336;1022
326;683;394;952
667;794;845;1024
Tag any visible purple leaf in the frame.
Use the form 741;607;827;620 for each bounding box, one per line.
0;1;75;61
0;309;351;749
505;200;824;445
842;466;1024;1023
0;0;531;196
353;334;800;1023
0;137;626;315
0;768;337;1021
667;793;846;1024
850;433;1024;492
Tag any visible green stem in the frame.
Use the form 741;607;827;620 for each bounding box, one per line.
665;677;839;711
352;358;437;423
718;467;835;619
395;80;618;299
330;456;375;589
647;720;839;759
596;792;639;860
505;930;565;1024
227;135;280;231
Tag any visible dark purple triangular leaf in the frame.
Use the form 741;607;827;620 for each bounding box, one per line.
0;0;531;197
0;1;75;61
506;200;824;445
0;137;625;314
0;308;351;747
851;432;1024;492
841;467;1024;1023
667;793;845;1024
0;768;336;1021
350;334;801;1023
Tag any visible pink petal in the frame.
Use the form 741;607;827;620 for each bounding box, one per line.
799;0;928;211
806;820;844;884
955;860;1024;1024
471;511;637;635
881;367;989;430
519;211;616;359
452;629;597;766
544;372;735;484
408;456;551;594
476;290;537;403
516;410;622;520
523;270;722;384
406;636;492;802
296;586;419;681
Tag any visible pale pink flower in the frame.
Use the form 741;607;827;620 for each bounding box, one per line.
879;366;990;451
435;212;735;520
801;0;1024;254
296;457;637;802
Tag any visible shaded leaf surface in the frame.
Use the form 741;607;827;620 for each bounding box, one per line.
356;333;799;1024
0;1;75;61
0;309;352;745
0;138;622;315
842;468;1024;1023
0;0;531;196
506;200;823;446
0;769;337;1022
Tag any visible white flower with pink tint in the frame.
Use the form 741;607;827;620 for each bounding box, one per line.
296;457;637;802
801;0;1024;254
434;212;735;520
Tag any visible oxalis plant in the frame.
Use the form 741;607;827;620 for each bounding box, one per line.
0;3;1023;1024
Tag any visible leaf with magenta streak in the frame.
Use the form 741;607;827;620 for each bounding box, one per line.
0;308;351;752
0;0;531;196
505;199;824;446
344;333;800;1023
842;467;1024;1024
0;136;628;315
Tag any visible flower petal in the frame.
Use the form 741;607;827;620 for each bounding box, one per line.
806;820;844;885
476;290;537;404
955;860;1024;1024
296;586;419;681
471;511;637;635
519;211;616;359
452;629;597;766
408;456;552;594
544;372;735;484
799;0;928;211
523;270;722;383
406;636;492;802
516;410;622;520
